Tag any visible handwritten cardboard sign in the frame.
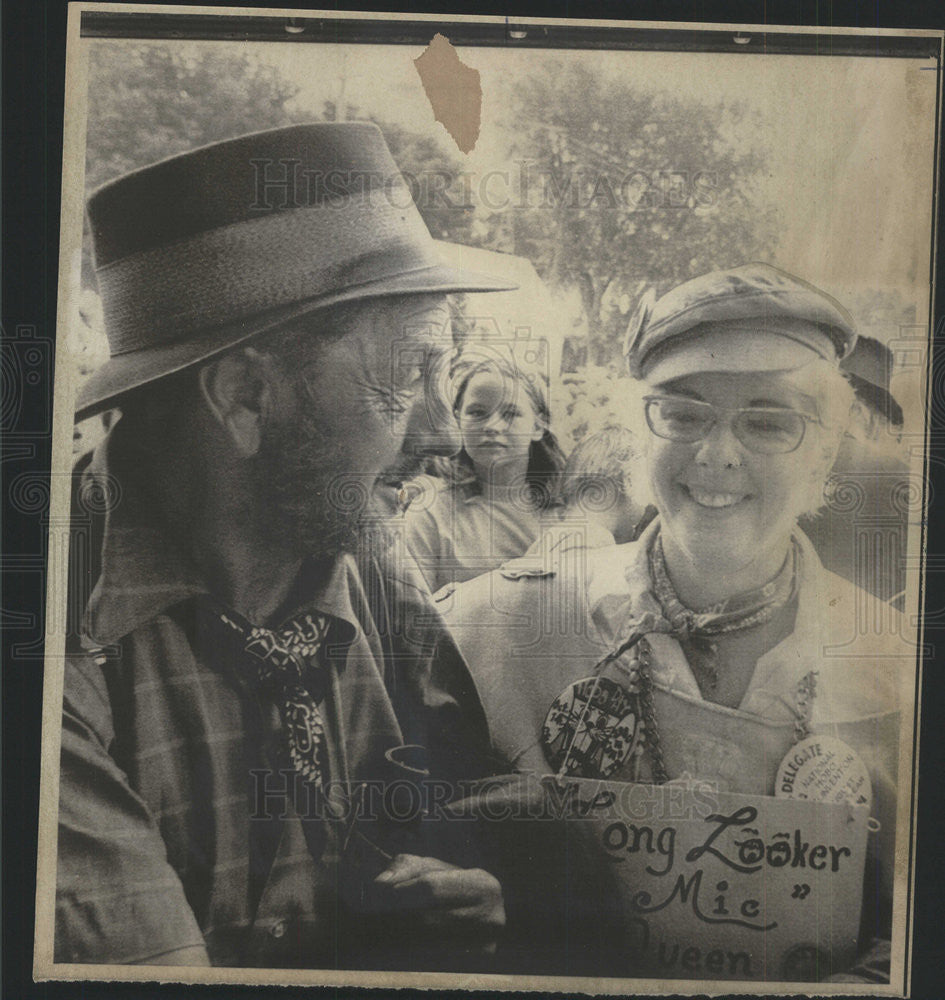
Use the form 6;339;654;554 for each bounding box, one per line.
452;775;869;982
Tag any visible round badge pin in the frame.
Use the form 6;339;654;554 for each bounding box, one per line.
775;734;872;808
542;676;642;778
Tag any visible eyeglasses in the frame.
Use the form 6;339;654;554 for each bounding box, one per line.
643;395;820;454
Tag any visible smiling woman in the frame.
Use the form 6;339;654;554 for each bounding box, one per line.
607;266;902;769
437;264;909;983
643;367;855;613
637;370;861;724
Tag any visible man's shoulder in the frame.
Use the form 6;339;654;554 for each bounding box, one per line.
73;605;199;688
403;477;459;517
62;640;126;747
360;539;433;600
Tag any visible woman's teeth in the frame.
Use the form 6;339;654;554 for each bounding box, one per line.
687;486;745;508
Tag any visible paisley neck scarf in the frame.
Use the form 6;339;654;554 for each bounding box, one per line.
648;533;799;697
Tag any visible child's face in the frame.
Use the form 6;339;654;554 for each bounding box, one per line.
456;369;544;476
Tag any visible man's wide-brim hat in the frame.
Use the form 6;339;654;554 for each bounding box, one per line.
624;262;857;385
76;122;515;419
841;334;904;427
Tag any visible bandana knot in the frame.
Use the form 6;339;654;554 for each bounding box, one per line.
214;606;331;786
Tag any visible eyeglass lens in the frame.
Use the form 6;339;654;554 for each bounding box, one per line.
645;398;807;453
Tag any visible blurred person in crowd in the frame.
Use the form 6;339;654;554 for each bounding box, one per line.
483;425;656;587
801;334;911;604
403;349;566;592
56;124;511;970
553;424;655;547
435;265;909;983
841;334;905;440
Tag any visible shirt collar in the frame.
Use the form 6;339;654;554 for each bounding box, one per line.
83;425;359;648
585;518;832;699
590;517;824;618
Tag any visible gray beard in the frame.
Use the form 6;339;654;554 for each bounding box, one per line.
256;410;371;562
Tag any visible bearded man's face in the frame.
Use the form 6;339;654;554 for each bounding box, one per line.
257;295;452;559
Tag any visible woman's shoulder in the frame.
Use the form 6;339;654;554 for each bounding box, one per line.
435;560;606;693
437;534;640;644
800;550;910;647
797;556;913;718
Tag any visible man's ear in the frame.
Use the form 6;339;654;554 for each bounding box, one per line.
198;348;275;458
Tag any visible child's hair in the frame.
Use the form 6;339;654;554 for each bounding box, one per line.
557;425;641;512
447;353;566;509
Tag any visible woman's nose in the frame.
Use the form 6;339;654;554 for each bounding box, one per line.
694;417;745;468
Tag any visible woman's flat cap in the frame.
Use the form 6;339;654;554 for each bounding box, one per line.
625;263;857;385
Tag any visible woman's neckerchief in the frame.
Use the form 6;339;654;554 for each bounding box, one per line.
648;533;800;698
541;531;810;782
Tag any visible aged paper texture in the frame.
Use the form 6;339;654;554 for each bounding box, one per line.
33;5;941;995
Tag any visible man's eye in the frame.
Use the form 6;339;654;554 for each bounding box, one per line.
465;407;487;419
374;386;415;415
503;407;522;421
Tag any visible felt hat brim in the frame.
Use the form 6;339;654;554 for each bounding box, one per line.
75;263;514;420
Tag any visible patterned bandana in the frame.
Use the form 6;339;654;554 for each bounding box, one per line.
214;606;331;787
648;533;799;696
542;533;810;782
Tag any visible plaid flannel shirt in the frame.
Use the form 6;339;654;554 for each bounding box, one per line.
55;429;486;968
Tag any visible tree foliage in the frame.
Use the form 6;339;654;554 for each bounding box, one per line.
494;61;778;365
85;44;304;192
330;107;482;247
81;46;778;375
82;44;482;283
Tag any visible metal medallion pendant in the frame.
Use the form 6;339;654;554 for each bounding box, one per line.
775;734;872;808
542;676;643;778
